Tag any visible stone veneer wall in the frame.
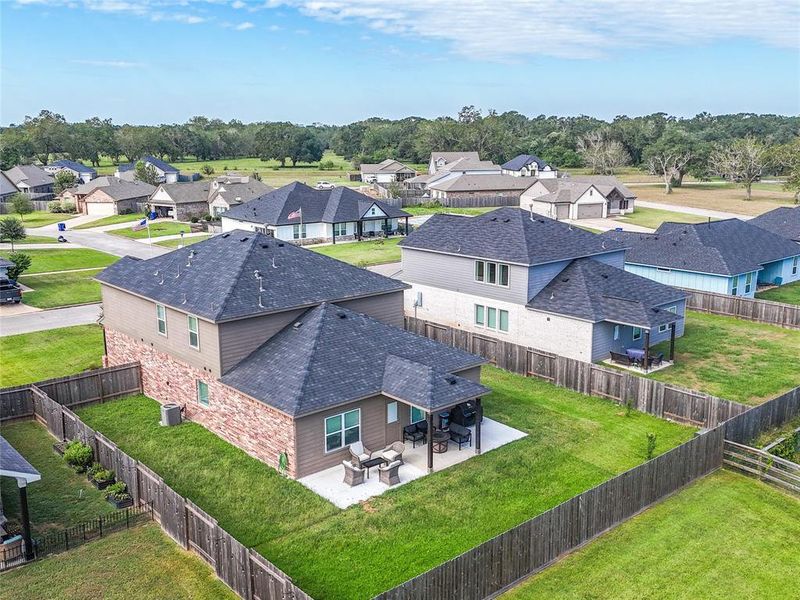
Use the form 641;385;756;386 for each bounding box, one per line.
104;328;298;477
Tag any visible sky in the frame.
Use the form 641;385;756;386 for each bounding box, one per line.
1;0;799;126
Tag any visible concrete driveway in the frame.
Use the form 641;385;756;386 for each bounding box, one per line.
636;200;751;221
0;303;102;336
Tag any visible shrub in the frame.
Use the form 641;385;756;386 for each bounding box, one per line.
86;462;104;479
103;481;130;501
119;208;134;215
646;432;657;460
770;432;799;461
48;200;63;213
93;468;115;484
204;214;213;222
61;200;76;213
201;164;215;175
64;440;93;472
190;217;199;223
319;159;336;170
6;252;32;280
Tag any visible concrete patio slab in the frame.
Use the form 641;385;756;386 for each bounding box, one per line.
601;358;673;374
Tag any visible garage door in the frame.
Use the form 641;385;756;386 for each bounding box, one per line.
577;203;603;219
86;202;116;217
555;204;570;220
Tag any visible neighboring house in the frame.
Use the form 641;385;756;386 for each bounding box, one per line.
602;219;800;296
2;165;54;200
221;182;411;244
208;175;273;217
0;172;19;202
82;178;156;216
98;232;488;479
500;154;558;179
360;159;416;184
116;156;180;184
399;207;687;363
61;176;129;212
408;155;501;191
43;159;97;183
749;206;800;244
566;175;636;216
521;176;636;220
429;151;481;174
149;181;211;221
427;174;533;200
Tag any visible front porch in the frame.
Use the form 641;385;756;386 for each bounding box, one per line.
298;417;526;508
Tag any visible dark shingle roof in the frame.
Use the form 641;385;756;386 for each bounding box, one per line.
427;173;533;193
602;219;800;276
1;435;41;483
528;258;686;329
96;230;407;322
565;175;636;199
222;182;410;225
84;177;156;201
156;181;211;204
220;303;488;417
50;159;96;174
501;154;550;171
3;165;54;188
749;206;800;243
117;156;179;174
400;207;626;265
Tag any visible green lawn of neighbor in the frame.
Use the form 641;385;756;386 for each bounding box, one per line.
19;269;103;308
403;205;496;216
73;213;146;229
502;470;800;600
7;235;56;245
648;311;800;405
14;211;78;228
155;234;210;248
311;237;402;266
0;325;104;387
0;248;117;274
617;206;710;230
755;280;800;306
110;221;191;239
0;522;237;600
78;367;693;600
0;421;115;537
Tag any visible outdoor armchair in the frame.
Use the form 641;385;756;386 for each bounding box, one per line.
449;423;472;450
378;460;401;486
349;441;376;469
342;460;366;487
380;441;405;464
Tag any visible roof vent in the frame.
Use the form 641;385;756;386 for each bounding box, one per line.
221;233;230;238
240;237;249;242
292;321;303;329
561;277;569;282
490;217;497;221
601;274;608;278
261;243;269;249
277;242;284;247
337;312;347;319
503;218;510;223
445;375;457;385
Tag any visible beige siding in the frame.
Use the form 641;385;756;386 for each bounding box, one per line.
337;291;404;328
455;365;482;383
101;284;222;376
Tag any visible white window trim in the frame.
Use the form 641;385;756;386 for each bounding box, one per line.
387;401;398;424
324;408;361;454
632;327;642;341
473;260;510;288
745;272;753;294
474;303;509;334
156;303;167;337
187;315;200;350
196;380;209;407
613;324;620;340
292;223;307;239
793;256;798;275
658;324;669;333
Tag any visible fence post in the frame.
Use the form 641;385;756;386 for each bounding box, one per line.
98;371;105;403
64;529;69;551
99;515;103;538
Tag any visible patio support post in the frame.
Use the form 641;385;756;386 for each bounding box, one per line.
643;329;650;373
475;398;482;455
18;481;34;560
404;216;409;236
427;411;434;473
332;224;336;245
669;323;676;362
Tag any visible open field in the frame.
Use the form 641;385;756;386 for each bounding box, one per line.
629;182;795;216
110;221;191;239
402;205;496;216
155;234;211;248
0;248;117;274
72;213;146;229
617;206;711;230
649;311;800;405
78;367;693;600
311;237;402;266
502;470;800;600
18;269;103;309
12;211;78;228
0;324;104;387
755;281;800;305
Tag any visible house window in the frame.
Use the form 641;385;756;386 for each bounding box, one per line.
745;272;753;294
474;260;510;287
620;199;629;211
475;304;485;326
732;277;739;296
156;304;167;336
411;407;426;424
487;262;497;284
793;257;798;275
187;315;199;349
613;325;620;340
475;261;485;282
476;305;509;332
632;327;642;341
324;409;360;453
499;264;509;287
659;324;669;333
387;401;398;424
333;222;347;237
498;309;509;332
487;307;497;329
196;380;209;407
292;223;307;239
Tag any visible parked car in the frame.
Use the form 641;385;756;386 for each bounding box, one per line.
0;279;22;304
315;181;335;190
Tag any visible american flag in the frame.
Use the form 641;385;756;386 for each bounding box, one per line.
287;208;302;220
132;218;148;231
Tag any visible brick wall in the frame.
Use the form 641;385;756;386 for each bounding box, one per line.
105;328;298;477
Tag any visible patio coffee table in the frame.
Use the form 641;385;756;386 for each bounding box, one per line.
362;456;387;478
432;431;450;454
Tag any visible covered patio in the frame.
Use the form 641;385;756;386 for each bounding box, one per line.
605;317;680;374
1;435;41;566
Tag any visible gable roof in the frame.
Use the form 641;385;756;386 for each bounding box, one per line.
83;178;156;202
222;181;410;226
1;435;41;484
3;165;54;188
527;181;599;204
565;175;636;199
220;302;488;417
0;172;18;196
430;151;480;164
96;230;408;322
501;154;551;171
438;158;500;173
527;258;686;329
117;156;179;174
49;159;96;174
602;219;800;276
210;178;274;206
400;207;626;266
428;173;533;193
155;181;211;204
360;159;415;175
749;206;800;243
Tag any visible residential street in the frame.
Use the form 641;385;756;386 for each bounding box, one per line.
25;226;170;259
636;200;752;221
0;303;102;336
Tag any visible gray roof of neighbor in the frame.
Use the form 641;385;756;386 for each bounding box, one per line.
564;175;636;199
222;181;410;225
0;172;18;196
84;178;156;201
117;156;179;174
50;159;96;174
528;258;686;329
1;435;41;483
211;178;274;206
221;302;488;417
360;159;415;174
527;181;598;204
602;219;800;276
749;206;800;243
428;173;533;193
400;207;627;265
430;151;480;163
96;230;408;322
501;154;551;171
3;165;54;188
155;181;211;204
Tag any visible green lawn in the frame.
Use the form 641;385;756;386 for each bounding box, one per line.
502;470;800;600
155;234;210;248
755;280;800;305
617;206;710;230
0;325;104;387
15;211;78;228
110;221;191;239
19;269;103;308
311;237;402;266
0;248;117;274
78;367;693;599
72;213;146;229
403;205;496;216
9;235;56;245
648;311;800;405
0;522;237;600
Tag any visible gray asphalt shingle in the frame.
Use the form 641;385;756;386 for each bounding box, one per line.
749;206;800;243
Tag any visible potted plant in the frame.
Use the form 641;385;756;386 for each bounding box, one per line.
86;462;103;481
104;482;133;509
92;468;116;490
63;440;93;473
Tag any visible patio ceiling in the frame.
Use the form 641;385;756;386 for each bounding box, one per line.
0;435;40;485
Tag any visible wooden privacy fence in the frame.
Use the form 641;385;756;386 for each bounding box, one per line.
683;288;800;330
0;363;141;422
374;427;726;600
723;440;800;494
723;386;800;445
29;384;312;600
405;317;750;429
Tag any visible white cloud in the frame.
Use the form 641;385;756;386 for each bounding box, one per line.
231;0;245;8
235;20;255;30
70;59;145;68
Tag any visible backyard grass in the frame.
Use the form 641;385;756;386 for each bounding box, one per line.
617;206;711;230
14;211;78;228
755;280;800;305
18;269;103;308
649;311;800;405
0;522;237;600
155;234;210;248
628;182;794;216
78;367;694;600
502;470;800;600
10;235;56;245
0;421;114;537
403;205;496;216
0;248;117;274
0;325;104;387
110;220;191;239
311;237;402;266
72;213;146;229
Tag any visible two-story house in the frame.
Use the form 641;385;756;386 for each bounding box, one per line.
500;154;558;179
399;208;687;363
97;232;488;479
44;159;97;184
603;219;800;296
116;156;180;184
2;165;54;200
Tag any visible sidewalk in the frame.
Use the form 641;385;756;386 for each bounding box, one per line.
636;200;751;221
0;303;102;336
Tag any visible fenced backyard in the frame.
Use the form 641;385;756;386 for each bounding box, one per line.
683;288;800;330
723;440;800;494
371;183;521;208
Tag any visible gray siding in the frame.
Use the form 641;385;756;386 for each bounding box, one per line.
528;260;570;299
337;291;404;328
592;250;625;269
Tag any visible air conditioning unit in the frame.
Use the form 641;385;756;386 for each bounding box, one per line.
160;403;182;427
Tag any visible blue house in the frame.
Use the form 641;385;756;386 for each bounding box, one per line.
603;219;800;298
44;159;97;184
